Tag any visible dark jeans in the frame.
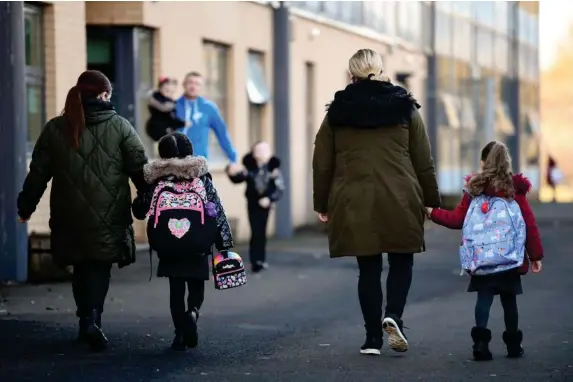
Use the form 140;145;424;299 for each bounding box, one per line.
356;254;414;335
72;262;112;319
475;291;519;331
168;278;205;331
248;201;270;267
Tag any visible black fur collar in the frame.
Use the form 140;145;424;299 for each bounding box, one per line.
327;80;421;128
242;153;280;171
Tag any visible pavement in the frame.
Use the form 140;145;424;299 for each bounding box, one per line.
1;204;573;382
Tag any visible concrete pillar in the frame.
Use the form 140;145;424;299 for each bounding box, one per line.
508;3;521;172
0;2;29;281
273;2;292;238
425;3;438;168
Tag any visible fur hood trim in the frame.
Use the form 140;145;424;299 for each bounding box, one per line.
143;156;209;184
242;153;280;171
326;80;421;128
464;173;532;195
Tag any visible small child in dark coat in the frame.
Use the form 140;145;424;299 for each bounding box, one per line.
226;141;284;273
145;77;188;142
132;133;233;351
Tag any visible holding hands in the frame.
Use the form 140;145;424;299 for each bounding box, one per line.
425;207;433;220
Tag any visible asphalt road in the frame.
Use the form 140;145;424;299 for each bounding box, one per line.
1;224;572;382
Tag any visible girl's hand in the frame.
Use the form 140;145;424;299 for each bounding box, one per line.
532;260;542;273
425;207;433;218
17;216;28;223
259;197;271;208
271;168;280;179
318;213;328;223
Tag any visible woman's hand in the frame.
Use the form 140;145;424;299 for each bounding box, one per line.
318;213;328;223
531;260;542;273
425;207;433;219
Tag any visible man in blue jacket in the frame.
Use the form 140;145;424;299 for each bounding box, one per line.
175;71;238;166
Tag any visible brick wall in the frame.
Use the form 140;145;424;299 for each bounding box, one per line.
28;2;86;234
85;1;144;25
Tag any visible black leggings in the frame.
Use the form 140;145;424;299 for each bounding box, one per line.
475;291;519;331
248;202;270;267
72;262;112;318
168;278;205;330
356;254;414;334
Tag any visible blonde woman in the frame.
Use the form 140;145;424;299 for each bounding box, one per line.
312;49;440;355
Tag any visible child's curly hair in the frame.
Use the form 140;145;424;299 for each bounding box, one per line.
467;141;515;198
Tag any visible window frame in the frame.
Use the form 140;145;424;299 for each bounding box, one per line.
135;28;155;155
24;3;45;154
247;50;268;145
203;40;231;166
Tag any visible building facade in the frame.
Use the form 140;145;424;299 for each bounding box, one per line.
431;1;540;194
0;1;540;281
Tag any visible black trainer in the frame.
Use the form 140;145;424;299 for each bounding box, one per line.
383;316;409;352
360;336;382;355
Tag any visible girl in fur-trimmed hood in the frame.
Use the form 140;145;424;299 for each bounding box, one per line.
132;133;233;351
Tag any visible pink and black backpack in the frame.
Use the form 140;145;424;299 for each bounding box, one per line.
146;178;218;257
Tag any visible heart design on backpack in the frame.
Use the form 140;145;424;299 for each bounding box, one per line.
168;218;191;239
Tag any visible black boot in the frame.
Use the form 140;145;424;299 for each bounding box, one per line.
171;332;187;351
76;317;89;343
183;308;199;349
471;327;493;361
503;330;524;358
85;309;108;352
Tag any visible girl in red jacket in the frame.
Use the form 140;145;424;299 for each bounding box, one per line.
426;141;544;361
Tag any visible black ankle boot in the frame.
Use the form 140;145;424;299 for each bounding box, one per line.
471;327;493;361
503;330;524;358
183;309;199;349
76;317;89;343
171;332;187;351
85;309;108;352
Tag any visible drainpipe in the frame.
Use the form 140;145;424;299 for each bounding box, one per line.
426;3;438;170
0;2;29;281
508;3;521;172
272;1;292;239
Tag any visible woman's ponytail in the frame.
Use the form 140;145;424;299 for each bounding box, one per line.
62;85;85;150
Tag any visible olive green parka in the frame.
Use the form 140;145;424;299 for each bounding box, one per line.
312;80;441;258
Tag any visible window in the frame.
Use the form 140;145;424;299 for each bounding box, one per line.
494;2;509;35
24;4;44;152
136;28;154;154
397;1;421;45
476;29;494;69
494;36;509;74
339;1;363;25
323;1;341;20
203;41;230;164
453;18;471;61
435;11;452;56
451;1;472;18
474;1;495;28
247;51;270;144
